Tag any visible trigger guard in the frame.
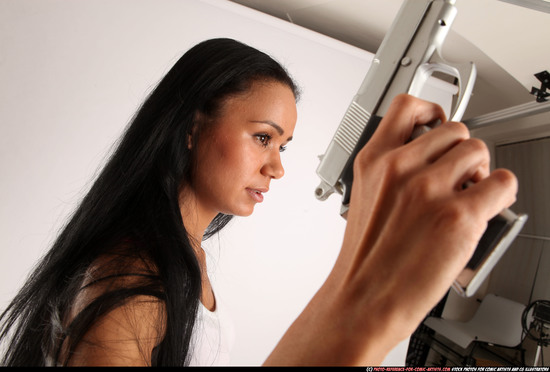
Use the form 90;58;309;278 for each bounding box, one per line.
408;58;476;122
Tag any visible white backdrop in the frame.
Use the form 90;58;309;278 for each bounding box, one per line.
0;0;453;365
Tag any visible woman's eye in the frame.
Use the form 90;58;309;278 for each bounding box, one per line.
255;134;287;152
255;134;271;147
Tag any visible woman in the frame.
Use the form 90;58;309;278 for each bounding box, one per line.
0;38;517;366
0;38;298;366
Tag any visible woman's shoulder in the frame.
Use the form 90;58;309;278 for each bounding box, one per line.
63;249;167;366
66;291;166;366
83;247;160;288
72;247;163;313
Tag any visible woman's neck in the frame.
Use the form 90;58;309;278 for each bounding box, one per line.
178;187;217;311
178;186;217;246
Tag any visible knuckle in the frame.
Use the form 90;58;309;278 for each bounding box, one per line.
353;148;406;184
383;151;411;182
494;168;518;192
385;151;405;172
470;137;488;152
408;173;437;201
446;121;470;139
469;140;491;174
464;138;490;159
352;155;375;183
391;93;429;112
353;146;375;173
433;200;470;227
393;93;414;106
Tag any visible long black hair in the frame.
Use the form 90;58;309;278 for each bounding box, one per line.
0;38;299;366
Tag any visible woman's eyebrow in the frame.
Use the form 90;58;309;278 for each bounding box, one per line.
250;120;293;141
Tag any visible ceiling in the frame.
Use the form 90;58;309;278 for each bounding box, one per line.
228;0;550;119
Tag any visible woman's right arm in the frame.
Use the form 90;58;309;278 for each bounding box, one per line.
264;94;517;366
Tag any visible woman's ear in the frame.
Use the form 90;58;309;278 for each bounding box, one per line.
188;112;204;150
189;110;214;150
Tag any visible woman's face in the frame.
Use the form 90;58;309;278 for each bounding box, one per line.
191;81;297;218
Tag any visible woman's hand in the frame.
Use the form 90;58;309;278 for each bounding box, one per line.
265;94;517;366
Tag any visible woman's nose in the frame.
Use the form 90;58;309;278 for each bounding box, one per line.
261;150;285;179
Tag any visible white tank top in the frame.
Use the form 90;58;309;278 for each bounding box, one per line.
188;296;235;366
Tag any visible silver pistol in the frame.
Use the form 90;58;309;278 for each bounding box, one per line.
315;0;527;297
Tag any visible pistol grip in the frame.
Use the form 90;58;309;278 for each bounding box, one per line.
340;115;383;217
454;211;527;297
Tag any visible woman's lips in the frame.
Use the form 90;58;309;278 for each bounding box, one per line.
246;188;267;203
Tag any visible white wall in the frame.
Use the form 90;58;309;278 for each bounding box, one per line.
0;0;453;365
